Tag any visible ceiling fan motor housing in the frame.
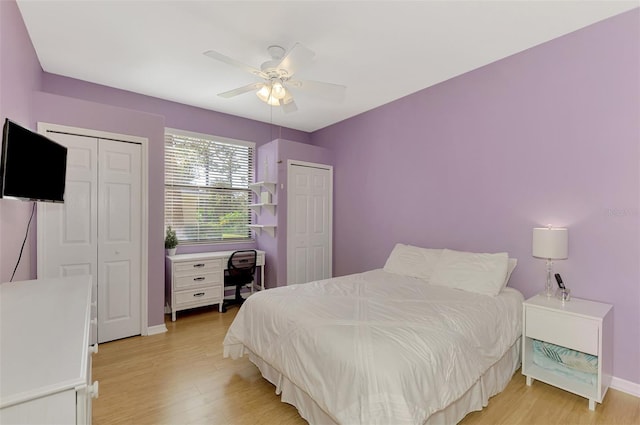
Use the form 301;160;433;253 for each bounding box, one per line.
261;45;289;78
267;45;285;60
260;46;289;82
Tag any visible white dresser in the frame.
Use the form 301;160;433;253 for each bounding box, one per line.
166;250;265;321
0;275;99;424
522;294;613;410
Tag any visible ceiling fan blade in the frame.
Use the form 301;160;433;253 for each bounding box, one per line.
275;43;314;78
218;82;264;98
203;50;267;79
287;80;346;102
280;98;298;114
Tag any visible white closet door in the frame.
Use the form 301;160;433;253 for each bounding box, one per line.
38;134;142;343
37;133;99;335
287;162;332;285
97;139;141;343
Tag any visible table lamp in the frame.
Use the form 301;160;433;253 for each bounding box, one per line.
532;226;568;297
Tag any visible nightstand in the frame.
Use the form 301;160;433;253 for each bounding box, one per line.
522;294;613;410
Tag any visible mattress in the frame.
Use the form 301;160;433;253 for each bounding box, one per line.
223;269;524;424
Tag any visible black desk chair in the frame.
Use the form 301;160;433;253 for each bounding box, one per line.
221;250;257;312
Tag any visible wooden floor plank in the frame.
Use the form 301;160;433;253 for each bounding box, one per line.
92;306;640;424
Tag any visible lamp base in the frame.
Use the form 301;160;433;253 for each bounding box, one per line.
540;286;555;298
540;259;555;298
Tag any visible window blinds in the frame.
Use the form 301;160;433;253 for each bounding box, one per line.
165;130;255;243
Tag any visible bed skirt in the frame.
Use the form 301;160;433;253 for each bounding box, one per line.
244;337;522;425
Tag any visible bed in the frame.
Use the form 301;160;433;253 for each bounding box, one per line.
223;245;524;424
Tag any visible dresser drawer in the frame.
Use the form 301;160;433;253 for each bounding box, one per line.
175;285;222;306
525;307;599;355
174;259;223;277
174;272;221;290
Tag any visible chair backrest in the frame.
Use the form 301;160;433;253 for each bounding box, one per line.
226;250;257;283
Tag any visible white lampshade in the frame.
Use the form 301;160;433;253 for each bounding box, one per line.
256;84;271;100
532;227;568;260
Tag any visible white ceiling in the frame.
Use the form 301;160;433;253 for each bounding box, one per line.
16;1;638;133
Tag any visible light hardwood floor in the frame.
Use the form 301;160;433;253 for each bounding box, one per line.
93;306;640;425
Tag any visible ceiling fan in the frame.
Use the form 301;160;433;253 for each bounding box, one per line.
203;43;346;113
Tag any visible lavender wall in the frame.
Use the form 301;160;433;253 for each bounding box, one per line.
0;0;42;282
311;10;640;385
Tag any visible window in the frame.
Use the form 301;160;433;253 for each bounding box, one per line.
165;128;255;244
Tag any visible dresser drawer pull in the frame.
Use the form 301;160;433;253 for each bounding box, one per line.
193;263;205;268
193;277;205;281
193;292;205;297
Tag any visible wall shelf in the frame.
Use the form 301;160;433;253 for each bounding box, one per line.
248;224;276;237
249;181;276;196
249;203;277;215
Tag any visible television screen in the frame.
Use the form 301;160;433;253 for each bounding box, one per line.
0;119;67;203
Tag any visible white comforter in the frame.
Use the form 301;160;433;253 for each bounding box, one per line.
223;269;523;424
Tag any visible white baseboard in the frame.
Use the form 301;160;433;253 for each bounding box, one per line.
611;376;640;397
146;324;168;336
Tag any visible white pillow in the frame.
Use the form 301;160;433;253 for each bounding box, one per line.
430;249;509;296
383;243;443;281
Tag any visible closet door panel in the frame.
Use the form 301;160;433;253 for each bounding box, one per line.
62;181;92;243
97;139;141;343
37;133;98;345
38;135;97;274
287;164;332;285
104;260;132;319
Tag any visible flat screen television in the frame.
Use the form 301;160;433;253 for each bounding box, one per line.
0;118;67;203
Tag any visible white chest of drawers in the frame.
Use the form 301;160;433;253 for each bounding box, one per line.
167;253;224;321
522;294;613;410
1;275;98;424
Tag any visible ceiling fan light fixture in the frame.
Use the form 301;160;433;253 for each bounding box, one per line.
256;91;280;106
256;84;271;101
271;81;286;100
256;85;279;105
266;96;280;106
257;81;287;106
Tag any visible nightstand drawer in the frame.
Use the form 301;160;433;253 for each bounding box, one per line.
525;307;599;355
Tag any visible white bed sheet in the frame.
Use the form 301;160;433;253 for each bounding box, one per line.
223;269;524;424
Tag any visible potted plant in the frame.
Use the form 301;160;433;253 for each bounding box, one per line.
165;226;178;256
